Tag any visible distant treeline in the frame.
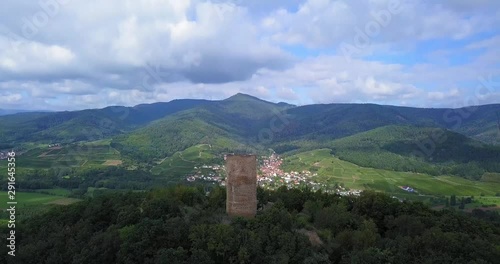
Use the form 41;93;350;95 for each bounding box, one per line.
2;167;161;195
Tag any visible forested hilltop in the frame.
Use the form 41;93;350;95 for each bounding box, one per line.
1;186;499;264
1;94;500;184
2;94;499;180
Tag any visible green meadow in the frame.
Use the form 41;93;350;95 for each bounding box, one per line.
0;190;81;221
0;191;79;210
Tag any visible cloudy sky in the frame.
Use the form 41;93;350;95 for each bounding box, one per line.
0;0;499;110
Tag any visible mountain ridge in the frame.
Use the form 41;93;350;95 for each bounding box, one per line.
1;93;499;152
1;93;499;180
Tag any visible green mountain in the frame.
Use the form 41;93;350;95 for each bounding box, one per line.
106;95;500;180
2;93;500;180
2;94;499;147
328;125;500;179
273;103;500;145
111;94;293;161
0;99;210;145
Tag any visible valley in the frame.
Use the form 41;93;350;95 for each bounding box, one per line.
1;94;499;220
0;94;500;262
2;143;499;215
2;2;499;262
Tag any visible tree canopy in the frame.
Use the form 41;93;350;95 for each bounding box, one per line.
1;186;499;264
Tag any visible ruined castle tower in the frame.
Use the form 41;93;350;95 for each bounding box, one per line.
225;154;257;218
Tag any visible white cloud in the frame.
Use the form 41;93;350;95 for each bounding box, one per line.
265;0;499;49
427;88;461;100
0;37;75;74
3;93;22;103
0;0;498;110
1;0;292;84
276;87;299;101
360;77;419;99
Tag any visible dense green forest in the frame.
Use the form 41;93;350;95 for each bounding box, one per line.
0;99;209;145
111;97;500;162
1;186;499;264
2;94;499;151
111;94;292;160
328;125;500;179
0;167;166;195
1;94;500;181
107;96;500;180
111;116;249;162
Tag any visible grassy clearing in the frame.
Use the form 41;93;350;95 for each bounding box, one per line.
0;191;68;209
283;149;500;198
0;191;82;221
103;160;123;166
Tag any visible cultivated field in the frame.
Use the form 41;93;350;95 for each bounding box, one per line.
151;144;219;178
1;142;122;170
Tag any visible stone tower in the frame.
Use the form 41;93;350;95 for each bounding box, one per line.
225;154;257;218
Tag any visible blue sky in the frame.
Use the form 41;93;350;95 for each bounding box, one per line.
0;0;499;110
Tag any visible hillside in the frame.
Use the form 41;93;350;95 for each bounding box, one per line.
282;148;500;197
272;103;500;145
150;144;222;181
104;95;500;180
2;94;500;181
111;94;293;160
328;125;500;179
0;99;210;145
111;113;251;162
2;94;499;147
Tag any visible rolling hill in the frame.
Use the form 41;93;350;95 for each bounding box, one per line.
109;95;500;181
282;148;500;197
2;94;499;147
111;94;293;161
2;93;500;181
271;103;500;145
328;125;500;179
110;94;500;160
0;99;210;146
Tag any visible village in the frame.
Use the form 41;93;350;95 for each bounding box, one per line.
185;153;364;196
186;164;224;184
